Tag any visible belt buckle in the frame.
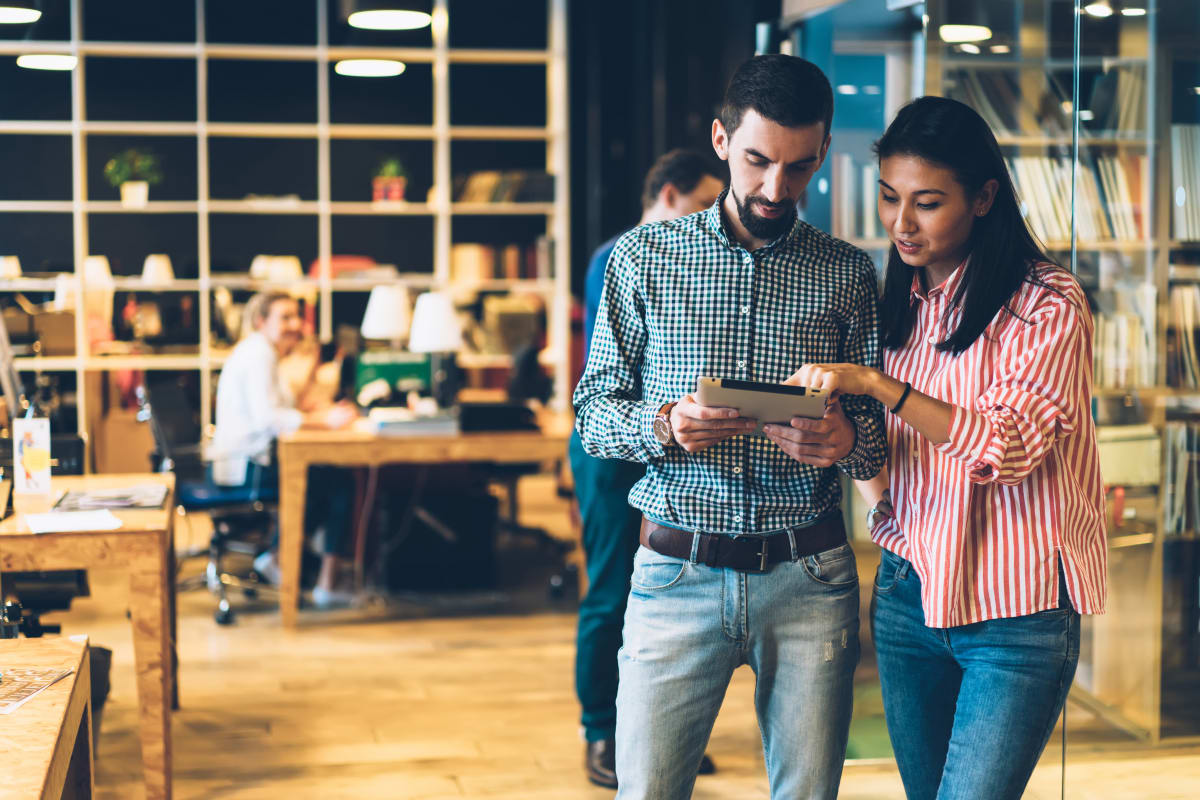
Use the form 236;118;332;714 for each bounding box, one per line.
731;534;769;574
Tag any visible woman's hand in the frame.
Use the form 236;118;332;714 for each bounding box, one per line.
785;363;880;398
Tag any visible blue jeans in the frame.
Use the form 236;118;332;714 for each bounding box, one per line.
871;548;1080;800
615;537;860;800
569;431;645;742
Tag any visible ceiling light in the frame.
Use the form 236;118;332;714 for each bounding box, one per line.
990;44;1011;54
1083;1;1114;18
348;9;431;30
1079;110;1095;121
1121;7;1147;15
0;1;40;24
836;85;858;95
863;85;881;95
17;54;78;71
1193;86;1200;95
938;24;992;43
334;59;406;77
959;43;981;54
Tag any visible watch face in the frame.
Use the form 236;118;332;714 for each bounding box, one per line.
653;415;671;445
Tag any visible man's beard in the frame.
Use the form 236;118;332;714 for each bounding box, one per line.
732;187;797;241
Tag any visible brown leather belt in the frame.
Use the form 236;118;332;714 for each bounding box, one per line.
639;515;847;573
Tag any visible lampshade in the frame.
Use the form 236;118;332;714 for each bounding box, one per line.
52;273;75;311
937;2;992;43
249;254;274;278
17;54;77;71
142;253;175;284
346;0;432;31
0;255;21;279
334;59;406;77
83;255;113;285
268;255;303;282
407;291;463;353
0;1;40;25
360;284;412;342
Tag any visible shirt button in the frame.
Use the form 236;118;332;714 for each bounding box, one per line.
740;305;750;314
733;467;742;474
927;336;937;344
736;360;746;369
733;515;743;524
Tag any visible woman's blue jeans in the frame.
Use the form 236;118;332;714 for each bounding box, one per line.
871;548;1080;800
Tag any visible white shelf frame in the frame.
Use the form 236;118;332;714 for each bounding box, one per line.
0;0;571;444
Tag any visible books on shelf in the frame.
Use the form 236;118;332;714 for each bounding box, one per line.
1168;283;1200;388
1006;154;1148;244
1171;125;1200;241
450;236;552;283
1093;283;1156;390
1163;419;1200;536
453;170;555;204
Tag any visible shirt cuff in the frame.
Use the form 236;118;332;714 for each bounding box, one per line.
936;404;1000;482
835;414;871;476
640;402;668;460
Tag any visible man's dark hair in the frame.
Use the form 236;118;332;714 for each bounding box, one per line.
641;148;724;211
719;55;834;140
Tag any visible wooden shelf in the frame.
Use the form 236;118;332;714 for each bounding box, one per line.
86;201;200;214
450;202;555;215
329;202;435;216
208;199;318;214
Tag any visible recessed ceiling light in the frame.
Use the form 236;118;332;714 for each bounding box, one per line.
1193;86;1200;95
348;9;432;30
1083;1;1114;18
334;59;406;78
863;85;881;95
990;44;1011;54
17;54;78;71
959;43;981;54
938;24;992;43
0;1;40;24
1079;110;1095;121
1121;7;1147;15
836;85;858;95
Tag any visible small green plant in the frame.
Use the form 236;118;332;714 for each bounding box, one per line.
374;157;407;179
103;149;163;188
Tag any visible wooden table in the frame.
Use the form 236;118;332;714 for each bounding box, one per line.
277;413;573;628
0;636;93;799
0;475;176;800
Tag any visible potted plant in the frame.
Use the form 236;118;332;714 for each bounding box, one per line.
372;157;407;202
103;148;163;208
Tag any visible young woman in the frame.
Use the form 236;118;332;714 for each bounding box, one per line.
781;96;1106;799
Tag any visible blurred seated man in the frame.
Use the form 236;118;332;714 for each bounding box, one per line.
209;290;358;608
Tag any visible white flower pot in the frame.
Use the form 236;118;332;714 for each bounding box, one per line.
120;180;149;208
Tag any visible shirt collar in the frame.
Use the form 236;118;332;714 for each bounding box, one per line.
705;187;802;253
910;257;968;303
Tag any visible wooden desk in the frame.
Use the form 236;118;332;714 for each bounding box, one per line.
0;475;175;800
0;636;93;800
277;414;573;629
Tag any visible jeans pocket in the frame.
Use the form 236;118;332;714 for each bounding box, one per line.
801;543;858;587
873;549;901;594
630;546;688;591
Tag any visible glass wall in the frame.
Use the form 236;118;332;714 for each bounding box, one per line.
789;0;1200;750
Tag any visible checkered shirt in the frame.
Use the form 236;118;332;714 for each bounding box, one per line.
573;192;886;535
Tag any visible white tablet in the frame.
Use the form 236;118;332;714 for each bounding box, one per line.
695;377;828;432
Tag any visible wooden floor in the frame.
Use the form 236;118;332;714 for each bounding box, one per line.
31;476;1200;799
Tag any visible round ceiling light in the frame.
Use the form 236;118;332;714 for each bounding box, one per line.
938;24;992;43
348;9;432;30
0;1;41;24
334;59;406;78
17;54;77;71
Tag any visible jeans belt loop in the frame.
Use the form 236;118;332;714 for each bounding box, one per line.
787;528;799;562
897;559;911;580
689;531;701;564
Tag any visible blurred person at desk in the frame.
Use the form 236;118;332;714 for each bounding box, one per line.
209;290;358;608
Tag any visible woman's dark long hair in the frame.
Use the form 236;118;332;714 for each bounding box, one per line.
876;96;1059;354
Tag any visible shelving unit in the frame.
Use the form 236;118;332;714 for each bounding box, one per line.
919;0;1200;744
0;0;571;448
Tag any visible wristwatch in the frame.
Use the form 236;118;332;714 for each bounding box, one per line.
866;489;894;528
652;403;677;446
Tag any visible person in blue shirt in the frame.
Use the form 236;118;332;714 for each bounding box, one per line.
571;149;724;789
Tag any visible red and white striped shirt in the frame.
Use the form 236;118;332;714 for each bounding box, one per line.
871;262;1107;628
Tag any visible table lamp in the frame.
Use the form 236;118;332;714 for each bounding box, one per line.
361;284;412;346
0;255;21;279
142;253;174;284
82;255;115;348
408;291;463;408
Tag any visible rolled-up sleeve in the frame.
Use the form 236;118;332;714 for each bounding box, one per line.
936;292;1088;486
835;254;887;480
572;234;665;463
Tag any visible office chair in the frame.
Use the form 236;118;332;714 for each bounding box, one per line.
136;381;278;625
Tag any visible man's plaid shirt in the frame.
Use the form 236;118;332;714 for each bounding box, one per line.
574;192;887;535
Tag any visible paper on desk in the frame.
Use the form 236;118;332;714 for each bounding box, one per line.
23;510;123;534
